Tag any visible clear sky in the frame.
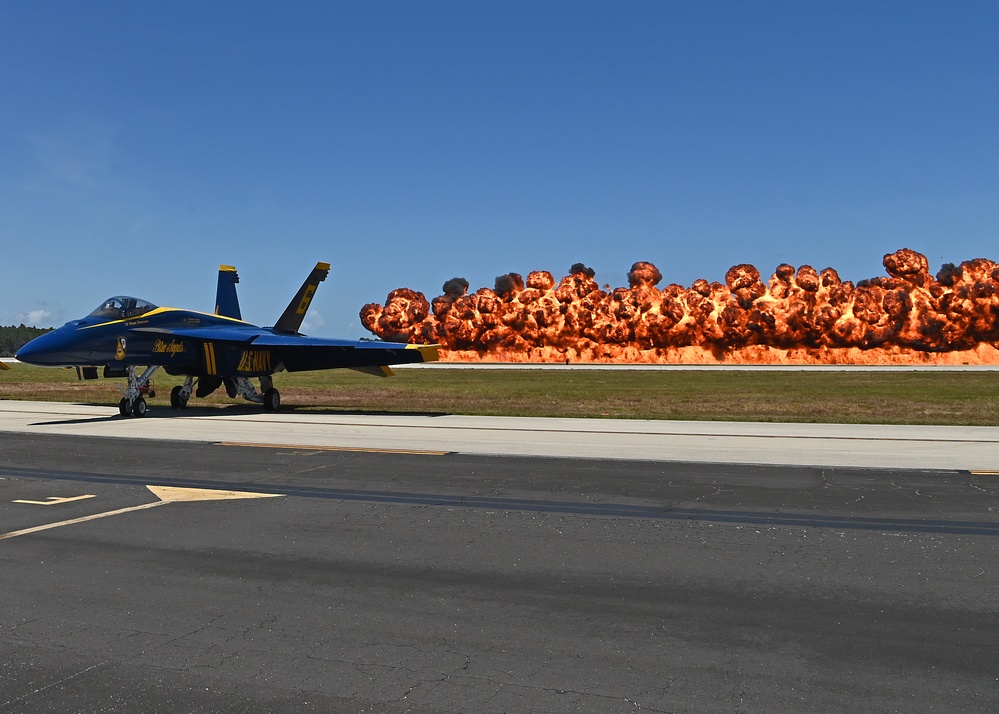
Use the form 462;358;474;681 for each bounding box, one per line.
2;1;997;336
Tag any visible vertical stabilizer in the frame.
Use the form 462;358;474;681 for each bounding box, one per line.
273;262;330;334
215;265;242;320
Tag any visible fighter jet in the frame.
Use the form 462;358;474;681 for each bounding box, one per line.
15;262;438;416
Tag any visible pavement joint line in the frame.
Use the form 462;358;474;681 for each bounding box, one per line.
216;441;450;455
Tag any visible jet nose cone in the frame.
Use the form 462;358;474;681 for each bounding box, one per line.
15;331;68;366
14;337;44;364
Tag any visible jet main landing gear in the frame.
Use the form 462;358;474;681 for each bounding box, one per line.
170;376;195;409
232;375;281;412
115;370;282;415
260;375;280;412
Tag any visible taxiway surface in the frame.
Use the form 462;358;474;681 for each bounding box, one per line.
1;403;998;712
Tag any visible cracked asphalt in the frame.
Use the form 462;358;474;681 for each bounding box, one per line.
1;433;998;712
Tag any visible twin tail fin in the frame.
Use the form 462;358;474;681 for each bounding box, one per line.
215;265;242;320
273;262;330;335
214;261;330;335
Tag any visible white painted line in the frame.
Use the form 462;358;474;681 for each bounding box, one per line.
0;499;167;540
0;485;282;541
13;494;96;506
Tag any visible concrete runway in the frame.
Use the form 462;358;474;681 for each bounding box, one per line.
1;401;998;712
0;399;998;471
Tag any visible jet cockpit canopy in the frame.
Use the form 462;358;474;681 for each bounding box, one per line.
89;296;158;320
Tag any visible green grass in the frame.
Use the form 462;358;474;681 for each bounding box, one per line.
2;364;997;425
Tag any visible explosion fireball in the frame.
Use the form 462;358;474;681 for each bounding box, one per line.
360;249;999;364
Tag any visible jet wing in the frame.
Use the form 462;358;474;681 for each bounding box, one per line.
249;334;439;373
0;360;10;370
131;327;438;374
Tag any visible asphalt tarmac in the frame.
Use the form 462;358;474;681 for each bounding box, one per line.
1;404;998;712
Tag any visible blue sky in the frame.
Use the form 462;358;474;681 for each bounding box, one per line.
2;1;997;336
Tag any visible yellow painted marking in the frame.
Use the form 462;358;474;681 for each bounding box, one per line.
217;441;448;456
237;349;272;373
406;343;441;362
970;471;999;475
0;486;283;541
14;494;96;506
146;486;283;502
203;342;217;374
296;285;317;315
152;339;185;356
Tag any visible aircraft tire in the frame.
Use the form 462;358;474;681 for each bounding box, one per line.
263;388;280;412
133;398;147;417
170;385;182;408
118;398;131;416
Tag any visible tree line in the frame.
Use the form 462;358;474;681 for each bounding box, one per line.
0;325;53;357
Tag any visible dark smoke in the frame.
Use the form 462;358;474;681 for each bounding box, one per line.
442;277;469;297
494;272;525;298
627;261;663;288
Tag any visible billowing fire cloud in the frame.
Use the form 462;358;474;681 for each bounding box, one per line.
360;249;999;364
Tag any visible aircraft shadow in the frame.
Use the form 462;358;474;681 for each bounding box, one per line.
175;404;451;419
32;402;450;425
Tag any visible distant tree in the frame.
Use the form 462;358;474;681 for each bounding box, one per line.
0;325;53;357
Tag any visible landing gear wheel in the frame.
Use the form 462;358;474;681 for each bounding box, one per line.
170;385;189;409
263;387;280;412
133;397;147;417
118;398;131;416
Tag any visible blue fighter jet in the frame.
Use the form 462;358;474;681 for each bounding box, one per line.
15;262;439;416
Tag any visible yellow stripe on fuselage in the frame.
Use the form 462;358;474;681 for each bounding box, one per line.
80;307;251;330
203;342;217;374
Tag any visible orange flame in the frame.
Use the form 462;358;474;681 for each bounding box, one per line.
360;249;999;364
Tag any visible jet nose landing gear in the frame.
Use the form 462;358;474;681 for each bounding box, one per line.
116;365;159;417
119;397;147;417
